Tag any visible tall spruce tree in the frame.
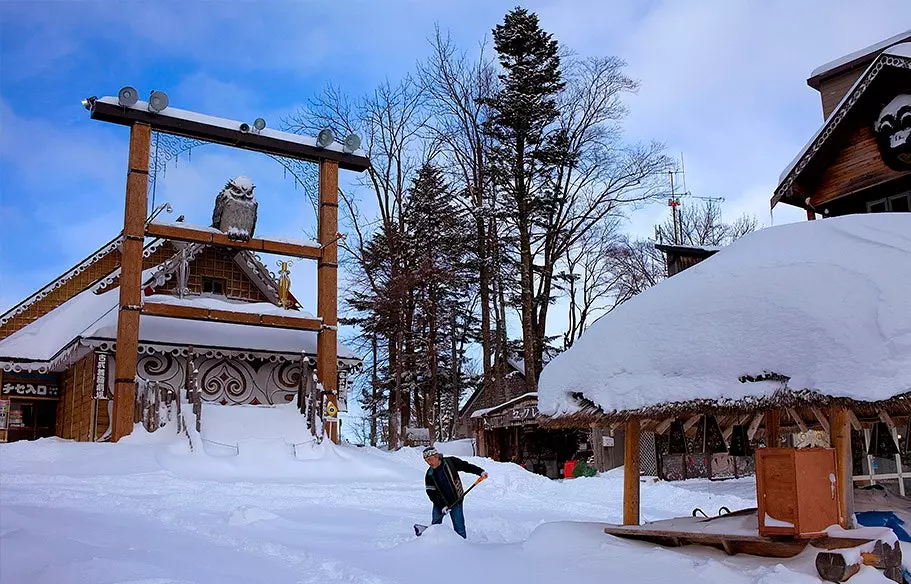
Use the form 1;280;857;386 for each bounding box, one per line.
483;7;565;391
404;164;474;439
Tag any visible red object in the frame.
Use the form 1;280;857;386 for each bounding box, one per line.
563;460;577;479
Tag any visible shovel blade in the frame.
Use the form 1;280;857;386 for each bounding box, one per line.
414;523;429;537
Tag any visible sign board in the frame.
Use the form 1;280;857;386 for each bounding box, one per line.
94;353;111;399
2;383;60;398
509;405;538;422
337;369;349;412
0;399;9;430
602;435;615;448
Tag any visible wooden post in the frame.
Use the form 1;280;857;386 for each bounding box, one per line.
317;159;339;444
592;426;605;473
765;410;781;447
623;419;641;526
112;122;150;442
807;209;817;220
830;406;854;528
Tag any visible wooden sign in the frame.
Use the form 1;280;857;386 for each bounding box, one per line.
510;406;538;422
94;352;110;399
2;382;60;398
0;400;9;430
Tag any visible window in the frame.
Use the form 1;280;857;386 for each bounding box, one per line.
202;277;225;295
867;193;910;213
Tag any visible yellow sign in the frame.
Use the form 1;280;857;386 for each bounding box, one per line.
326;402;338;418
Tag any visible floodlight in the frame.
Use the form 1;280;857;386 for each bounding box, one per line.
253;118;266;132
239;122;251;133
317;128;335;148
81;96;97;111
118;86;138;107
342;133;361;154
148;90;169;113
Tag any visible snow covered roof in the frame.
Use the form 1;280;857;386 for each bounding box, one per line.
808;30;910;84
0;284;356;365
471;392;538;418
538;214;911;420
654;243;721;255
774;45;911;207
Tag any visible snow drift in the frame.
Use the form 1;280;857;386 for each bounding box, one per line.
538;213;911;417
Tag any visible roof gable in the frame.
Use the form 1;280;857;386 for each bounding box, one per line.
774;45;911;210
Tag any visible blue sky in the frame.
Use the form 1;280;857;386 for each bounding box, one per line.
1;2;909;371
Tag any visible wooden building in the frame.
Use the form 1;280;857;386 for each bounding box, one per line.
773;31;911;218
0;219;359;443
654;243;720;278
0;91;370;444
458;355;594;479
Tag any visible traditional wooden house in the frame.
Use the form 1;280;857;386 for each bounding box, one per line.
0;212;359;443
458;354;594;479
654;243;720;278
773;31;911;218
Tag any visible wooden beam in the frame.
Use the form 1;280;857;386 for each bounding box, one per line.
811;407;831;435
144;222;322;260
829;406;855;528
747;413;764;441
141;302;322;331
878;410;902;450
112;122;151;443
849;410;863;431
654;418;674;436
765;410;781;447
88;98;371;172
683;414;701;432
623;419;641;526
317;159;340;444
787;408;808;434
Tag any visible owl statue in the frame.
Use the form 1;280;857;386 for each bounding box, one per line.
212;176;258;241
874;94;911;170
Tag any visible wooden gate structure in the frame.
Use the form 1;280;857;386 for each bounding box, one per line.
83;92;370;443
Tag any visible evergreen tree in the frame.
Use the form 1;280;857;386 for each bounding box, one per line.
482;7;566;392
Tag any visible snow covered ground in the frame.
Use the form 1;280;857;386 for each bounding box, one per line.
0;410;897;583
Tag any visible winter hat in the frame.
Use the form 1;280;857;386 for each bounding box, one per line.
422;446;440;460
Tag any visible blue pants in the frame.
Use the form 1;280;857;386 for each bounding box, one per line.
432;502;466;538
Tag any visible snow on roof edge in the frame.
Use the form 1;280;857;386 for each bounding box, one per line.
809;30;910;79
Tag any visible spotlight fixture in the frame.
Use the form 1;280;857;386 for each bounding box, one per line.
239;122;251;133
316;128;335;148
148;90;169;113
81;96;97;111
342;133;361;154
118;86;138;107
253;118;266;132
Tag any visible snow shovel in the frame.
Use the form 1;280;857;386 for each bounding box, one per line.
414;474;487;537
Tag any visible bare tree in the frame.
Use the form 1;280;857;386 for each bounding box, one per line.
657;199;758;247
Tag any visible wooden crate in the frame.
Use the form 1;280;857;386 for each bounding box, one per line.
756;447;839;538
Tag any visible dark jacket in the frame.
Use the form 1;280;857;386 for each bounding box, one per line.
424;456;485;508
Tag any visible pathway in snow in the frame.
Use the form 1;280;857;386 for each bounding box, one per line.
0;428;891;583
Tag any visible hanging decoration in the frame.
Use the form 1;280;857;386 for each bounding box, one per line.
868;421;900;456
276;260;293;308
728;424;752;457
695;415;728;454
667;420;688;455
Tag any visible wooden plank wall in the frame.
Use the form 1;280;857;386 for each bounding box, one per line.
809;122;911;208
157;246;269;301
818;68;865;119
55;352;97;441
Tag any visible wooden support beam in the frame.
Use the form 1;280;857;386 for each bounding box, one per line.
623;420;641;526
811;407;831;435
747;413;764;441
765;410;781;447
683;414;701;433
829;406;854;528
141;302;323;331
787;408;808;434
112;122;151;443
654;418;673;436
145;222;322;260
849;410;863;431
317;159;340;444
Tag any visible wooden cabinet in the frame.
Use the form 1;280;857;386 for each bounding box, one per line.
756;448;839;538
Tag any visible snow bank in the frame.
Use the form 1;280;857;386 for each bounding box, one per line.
539;214;911;417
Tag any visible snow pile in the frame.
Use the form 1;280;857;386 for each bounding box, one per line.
145;294;318;319
539;214;911;418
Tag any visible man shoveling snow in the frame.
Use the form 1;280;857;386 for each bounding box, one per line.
420;446;487;538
